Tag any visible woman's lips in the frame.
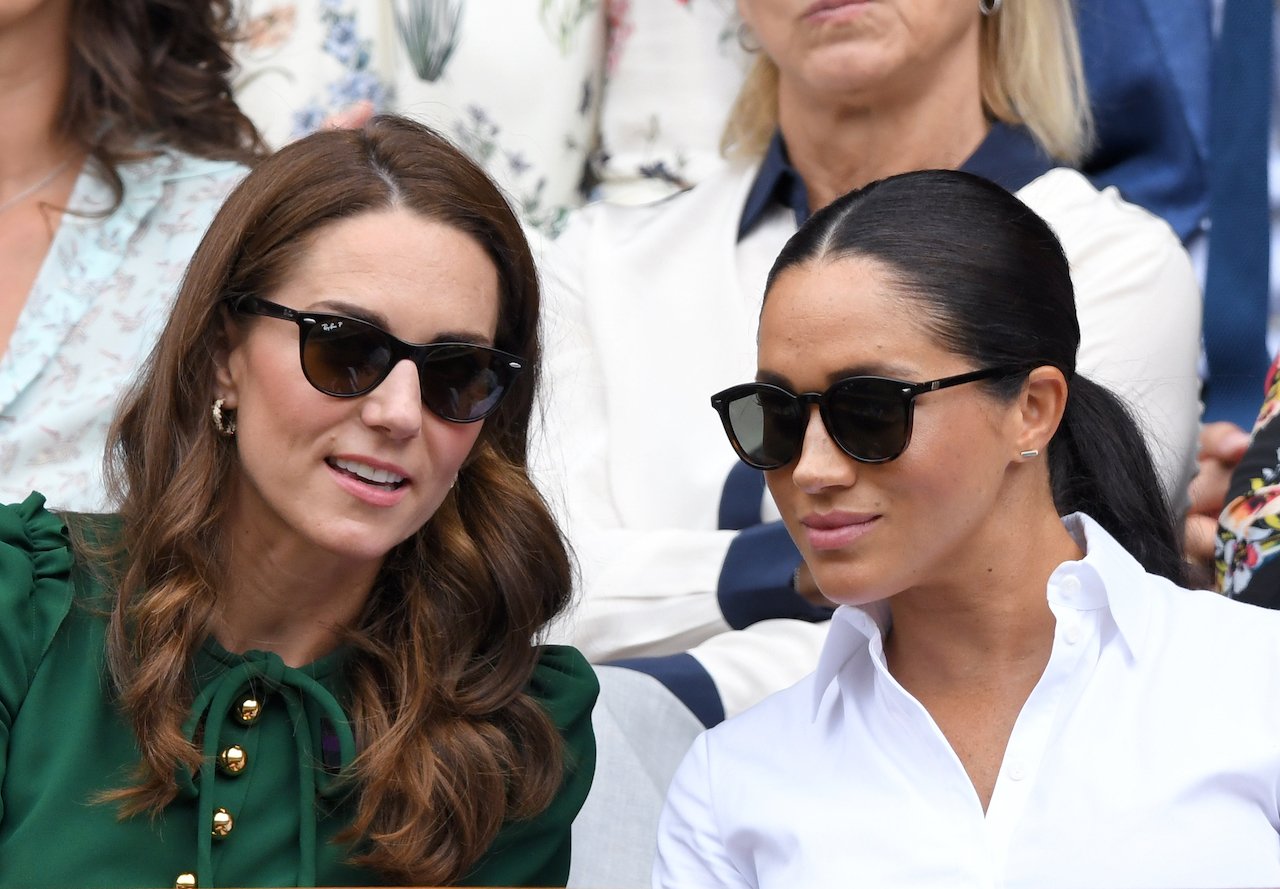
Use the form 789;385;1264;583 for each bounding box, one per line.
325;456;411;508
801;512;880;550
802;0;870;24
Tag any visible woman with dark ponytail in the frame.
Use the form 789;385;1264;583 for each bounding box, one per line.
656;170;1280;888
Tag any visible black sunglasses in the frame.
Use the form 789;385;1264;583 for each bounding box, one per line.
229;295;525;423
710;366;1025;469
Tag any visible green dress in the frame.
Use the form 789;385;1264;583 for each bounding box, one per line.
0;494;598;887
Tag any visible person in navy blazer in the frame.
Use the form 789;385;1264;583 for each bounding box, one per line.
1077;0;1210;245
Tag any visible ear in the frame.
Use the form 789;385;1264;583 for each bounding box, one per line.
212;315;244;408
1012;366;1068;459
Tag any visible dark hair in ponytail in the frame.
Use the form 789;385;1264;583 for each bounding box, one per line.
765;169;1184;583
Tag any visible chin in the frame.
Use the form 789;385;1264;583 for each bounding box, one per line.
308;516;423;565
812;564;897;608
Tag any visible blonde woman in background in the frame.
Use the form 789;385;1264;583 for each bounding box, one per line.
535;0;1201;726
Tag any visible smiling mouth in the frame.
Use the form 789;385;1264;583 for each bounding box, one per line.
326;457;407;490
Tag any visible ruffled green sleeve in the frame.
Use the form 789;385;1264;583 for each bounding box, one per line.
0;493;76;827
463;644;599;887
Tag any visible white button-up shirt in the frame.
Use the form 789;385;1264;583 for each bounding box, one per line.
654;514;1280;888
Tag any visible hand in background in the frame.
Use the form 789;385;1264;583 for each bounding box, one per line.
322;100;375;130
1184;421;1252;587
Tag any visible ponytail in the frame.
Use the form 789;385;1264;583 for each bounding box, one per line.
1048;375;1185;584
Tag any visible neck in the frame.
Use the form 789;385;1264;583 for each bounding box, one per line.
215;517;382;668
776;49;989;211
0;0;76;184
883;497;1083;694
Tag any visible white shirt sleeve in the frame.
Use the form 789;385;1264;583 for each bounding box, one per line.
653;732;755;889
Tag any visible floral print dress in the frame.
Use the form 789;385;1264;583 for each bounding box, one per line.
1218;354;1280;602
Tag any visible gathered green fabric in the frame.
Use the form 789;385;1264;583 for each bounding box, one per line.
0;493;597;888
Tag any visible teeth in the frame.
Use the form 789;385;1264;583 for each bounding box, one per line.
331;457;405;486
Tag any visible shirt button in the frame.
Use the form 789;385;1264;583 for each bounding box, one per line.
1007;761;1027;781
235;697;262;725
1063;624;1083;645
218;745;247;776
211;807;235;838
1060;576;1082;598
175;874;197;889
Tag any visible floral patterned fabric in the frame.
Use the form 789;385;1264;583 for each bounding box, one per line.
0;150;247;512
232;0;746;232
1218;353;1280;601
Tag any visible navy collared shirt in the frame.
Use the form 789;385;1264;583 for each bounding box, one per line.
737;122;1056;241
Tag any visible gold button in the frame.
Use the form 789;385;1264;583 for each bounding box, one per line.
175;874;197;889
217;744;247;775
235;697;261;725
211;807;234;838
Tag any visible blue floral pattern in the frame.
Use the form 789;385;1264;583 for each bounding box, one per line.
0;151;247;510
232;0;745;228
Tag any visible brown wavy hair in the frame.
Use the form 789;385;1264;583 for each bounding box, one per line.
100;116;572;884
62;0;265;209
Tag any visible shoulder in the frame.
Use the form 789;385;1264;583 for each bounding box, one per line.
1147;575;1280;649
1015;167;1185;256
1017;167;1196;301
108;147;249;220
699;672;821;767
0;494;81;701
119;146;248;189
529;644;599;735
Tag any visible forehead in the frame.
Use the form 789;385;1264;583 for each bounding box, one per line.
275;208;501;339
758;256;945;381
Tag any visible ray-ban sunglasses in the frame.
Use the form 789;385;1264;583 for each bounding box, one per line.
228;295;525;423
710;366;1026;469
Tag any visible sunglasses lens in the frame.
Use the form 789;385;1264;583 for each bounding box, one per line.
302;318;394;396
418;345;514;422
724;387;803;469
826;378;909;461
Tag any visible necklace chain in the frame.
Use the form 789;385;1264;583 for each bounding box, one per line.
0;157;74;216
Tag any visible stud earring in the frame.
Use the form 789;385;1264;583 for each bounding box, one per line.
211;398;237;437
1019;448;1039;459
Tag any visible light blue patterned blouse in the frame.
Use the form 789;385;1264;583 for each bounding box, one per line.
0;149;247;510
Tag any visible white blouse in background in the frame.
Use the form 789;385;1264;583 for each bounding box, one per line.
654;514;1280;889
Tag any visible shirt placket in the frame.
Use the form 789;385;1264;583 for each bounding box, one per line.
983;578;1102;882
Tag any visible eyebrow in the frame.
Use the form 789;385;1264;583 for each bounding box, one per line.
757;362;923;390
310;299;495;346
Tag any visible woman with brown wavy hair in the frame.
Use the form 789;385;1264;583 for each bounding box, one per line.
0;115;596;887
0;0;264;510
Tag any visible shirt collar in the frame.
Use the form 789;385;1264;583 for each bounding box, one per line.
738;122;1056;242
810;512;1153;717
738;131;809;240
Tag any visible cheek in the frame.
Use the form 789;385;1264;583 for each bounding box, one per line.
765;469;808;536
425;420;486;479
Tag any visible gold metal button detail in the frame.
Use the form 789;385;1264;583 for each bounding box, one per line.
211;807;234;838
235;697;261;725
174;874;197;889
217;744;247;775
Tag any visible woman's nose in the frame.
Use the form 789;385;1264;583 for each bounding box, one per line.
360;360;423;438
789;407;857;493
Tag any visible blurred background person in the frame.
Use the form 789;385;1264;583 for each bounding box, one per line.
0;0;263;509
